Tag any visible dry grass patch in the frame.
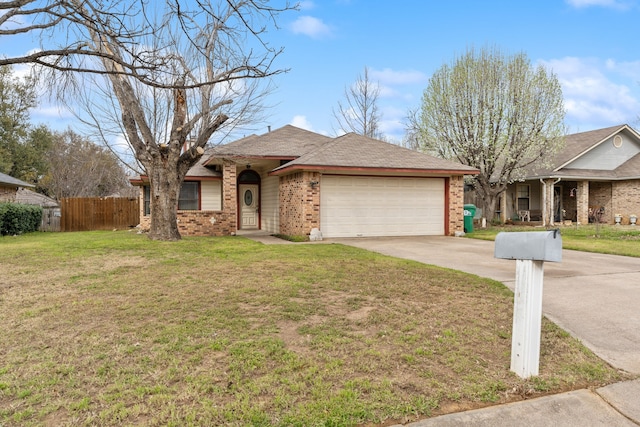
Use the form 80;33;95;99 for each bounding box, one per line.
0;231;628;426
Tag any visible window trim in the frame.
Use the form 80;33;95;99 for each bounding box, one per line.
143;185;150;216
178;181;200;211
142;181;201;216
516;184;530;211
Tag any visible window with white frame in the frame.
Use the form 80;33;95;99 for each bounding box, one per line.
178;181;199;210
516;184;530;211
143;181;200;216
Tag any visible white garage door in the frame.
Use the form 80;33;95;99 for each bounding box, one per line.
320;175;445;238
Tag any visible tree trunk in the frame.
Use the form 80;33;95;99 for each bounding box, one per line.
474;178;504;223
482;193;500;223
147;159;183;241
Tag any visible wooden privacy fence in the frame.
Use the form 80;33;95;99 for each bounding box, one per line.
40;207;61;232
60;197;139;232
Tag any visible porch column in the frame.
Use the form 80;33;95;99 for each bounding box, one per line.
540;179;549;227
576;181;589;225
222;161;237;234
541;179;558;226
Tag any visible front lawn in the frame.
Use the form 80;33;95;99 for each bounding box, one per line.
0;231;627;426
468;224;640;257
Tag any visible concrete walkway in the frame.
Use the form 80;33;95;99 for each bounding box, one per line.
241;232;640;425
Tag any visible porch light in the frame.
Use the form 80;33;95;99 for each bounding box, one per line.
310;180;319;188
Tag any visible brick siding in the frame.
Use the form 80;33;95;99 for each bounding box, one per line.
137;161;237;236
612;180;640;225
448;175;464;235
278;171;319;236
0;186;17;203
576;181;589;225
589;181;612;223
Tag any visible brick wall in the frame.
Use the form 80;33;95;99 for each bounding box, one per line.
278;171;319;236
176;210;235;236
0;186;17;202
137;161;238;236
589;181;612;223
448;175;464;235
612;180;640;225
576;181;589;225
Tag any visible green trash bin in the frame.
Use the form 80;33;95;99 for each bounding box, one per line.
463;204;476;233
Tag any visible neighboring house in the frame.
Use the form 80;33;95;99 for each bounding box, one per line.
0;173;61;231
14;188;59;208
14;188;61;232
131;125;479;238
500;124;640;225
0;172;34;202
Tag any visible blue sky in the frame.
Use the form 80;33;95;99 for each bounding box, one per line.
12;0;640;144
263;0;640;141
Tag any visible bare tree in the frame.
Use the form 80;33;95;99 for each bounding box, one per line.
409;46;566;220
40;129;135;198
2;0;293;240
333;66;382;138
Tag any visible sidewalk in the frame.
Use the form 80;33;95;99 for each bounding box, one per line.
397;380;640;426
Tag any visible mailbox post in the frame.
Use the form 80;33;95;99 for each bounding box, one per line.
494;230;562;378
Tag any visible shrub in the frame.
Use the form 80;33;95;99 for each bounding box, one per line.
0;203;43;236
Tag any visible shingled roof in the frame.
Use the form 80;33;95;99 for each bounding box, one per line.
528;124;640;180
271;132;479;174
205;125;478;175
206;125;332;160
0;172;34;188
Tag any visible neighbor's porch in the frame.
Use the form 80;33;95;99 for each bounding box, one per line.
499;179;640;226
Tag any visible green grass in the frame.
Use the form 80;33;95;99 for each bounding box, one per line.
0;231;628;426
468;224;640;257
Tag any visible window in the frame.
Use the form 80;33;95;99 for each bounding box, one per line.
142;181;200;215
179;181;199;210
238;169;260;183
516;184;530;211
143;185;150;216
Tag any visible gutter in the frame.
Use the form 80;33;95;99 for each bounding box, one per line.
268;164;480;176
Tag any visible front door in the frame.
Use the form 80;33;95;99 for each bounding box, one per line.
240;184;259;229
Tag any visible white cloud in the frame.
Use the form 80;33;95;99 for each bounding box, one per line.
290;16;333;39
297;1;316;10
368;68;428;102
290;115;314;131
565;0;634;8
32;105;73;120
605;58;640;78
541;57;640;129
378;106;408;142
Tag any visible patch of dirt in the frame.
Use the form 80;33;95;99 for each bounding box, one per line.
345;306;376;321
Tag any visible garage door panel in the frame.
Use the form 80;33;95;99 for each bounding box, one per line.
320;176;445;238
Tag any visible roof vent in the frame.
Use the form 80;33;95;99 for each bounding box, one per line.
613;135;623;148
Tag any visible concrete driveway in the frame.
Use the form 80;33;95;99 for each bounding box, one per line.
330;236;640;375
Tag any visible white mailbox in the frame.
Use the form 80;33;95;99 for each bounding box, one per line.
494;230;562;262
494;230;562;378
